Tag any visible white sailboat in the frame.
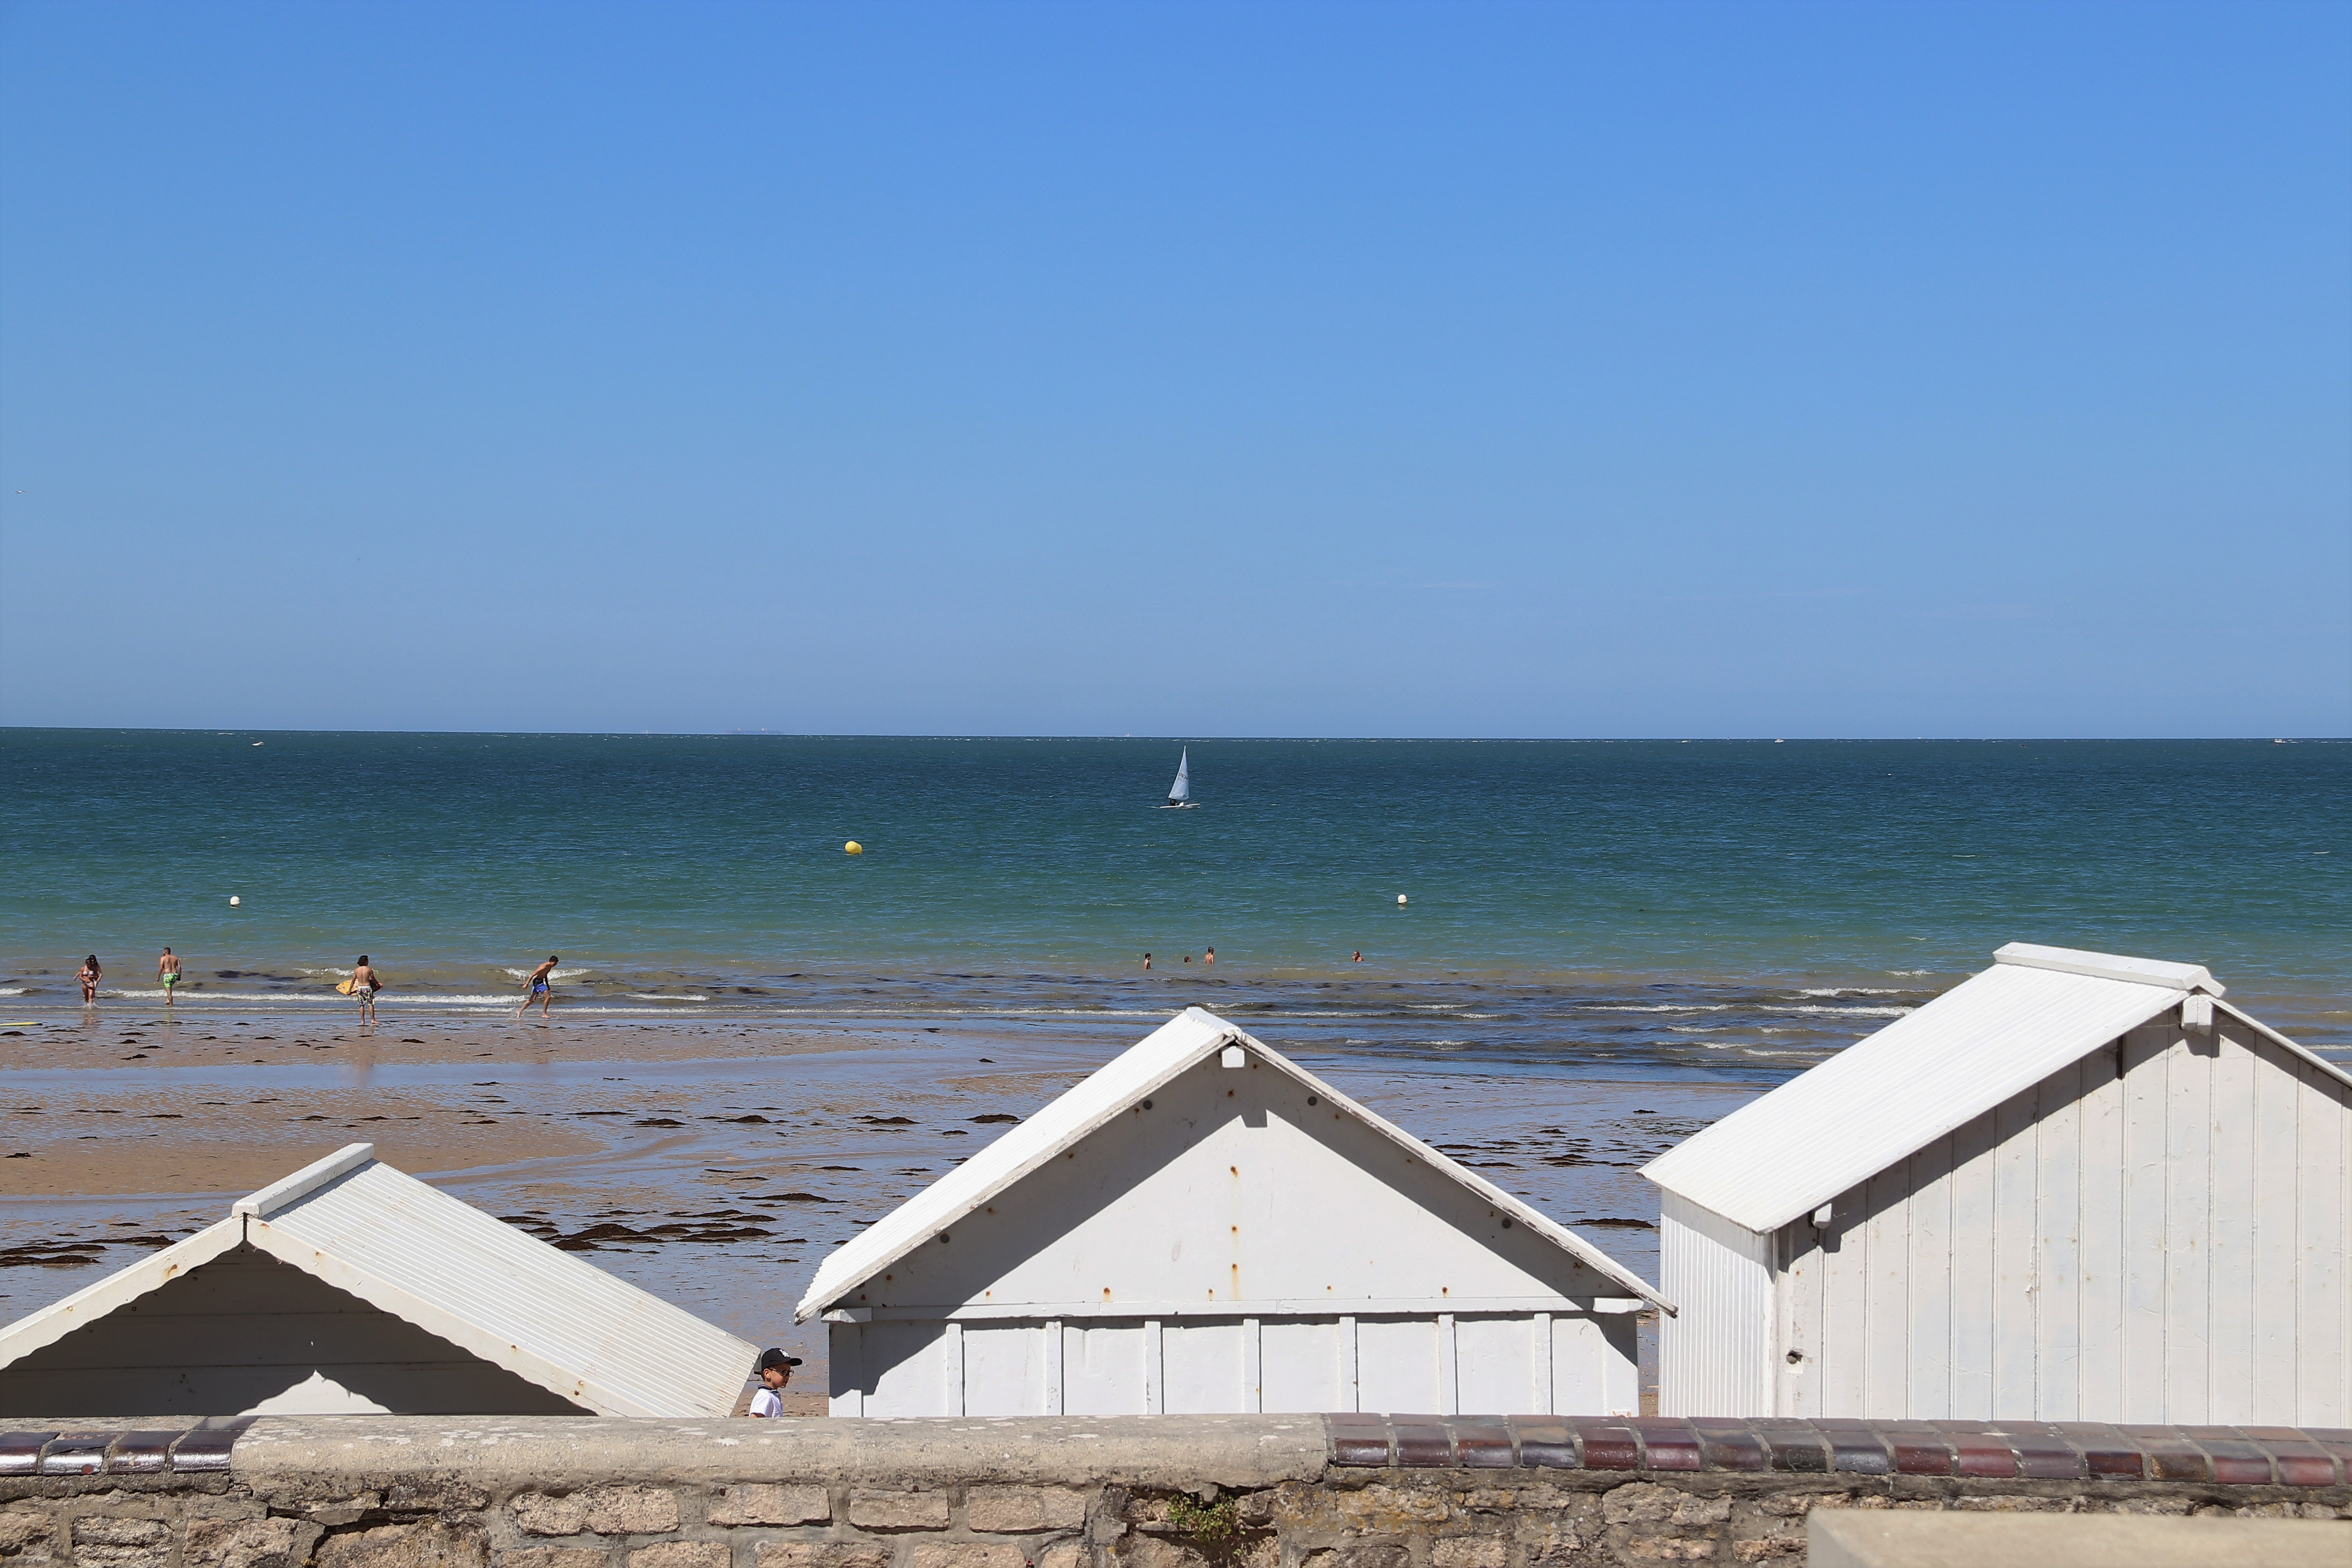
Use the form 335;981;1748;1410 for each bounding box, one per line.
1160;747;1196;809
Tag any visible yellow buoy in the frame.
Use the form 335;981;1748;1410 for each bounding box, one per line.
844;841;864;855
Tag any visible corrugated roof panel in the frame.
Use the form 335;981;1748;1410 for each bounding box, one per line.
796;1006;1668;1321
258;1160;758;1416
1641;959;2186;1235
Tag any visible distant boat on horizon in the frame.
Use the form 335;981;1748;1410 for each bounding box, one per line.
1160;747;1196;809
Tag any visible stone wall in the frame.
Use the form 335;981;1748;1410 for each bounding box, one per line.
1;1415;2346;1568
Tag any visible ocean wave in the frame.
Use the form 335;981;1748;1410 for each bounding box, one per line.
628;994;711;1002
1584;1004;1733;1013
0;988;23;996
504;967;592;980
1797;987;1906;996
1779;1003;1912;1017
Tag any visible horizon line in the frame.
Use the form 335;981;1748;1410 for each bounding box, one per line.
2;725;2346;745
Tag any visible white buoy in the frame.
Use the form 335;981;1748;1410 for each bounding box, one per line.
229;896;241;907
1397;894;1408;905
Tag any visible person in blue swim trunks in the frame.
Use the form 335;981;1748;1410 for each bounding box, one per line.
516;955;559;1019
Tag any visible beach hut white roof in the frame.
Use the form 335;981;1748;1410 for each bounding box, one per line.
802;1007;1666;1419
1638;941;2320;1233
1642;942;2352;1426
0;1144;759;1418
801;1006;1666;1321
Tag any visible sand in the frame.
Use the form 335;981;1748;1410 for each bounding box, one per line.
0;1007;1759;1379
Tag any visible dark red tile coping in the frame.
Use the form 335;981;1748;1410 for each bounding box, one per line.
1814;1420;1893;1476
1392;1423;1452;1468
2302;1430;2352;1483
1452;1421;1515;1469
1689;1422;1769;1472
1926;1421;2018;1480
1565;1418;1640;1471
1512;1421;1576;1470
1994;1423;2086;1481
2115;1427;2213;1483
0;1433;57;1477
1330;1426;1393;1467
2239;1428;2340;1488
1749;1419;1831;1473
2179;1426;2274;1486
1874;1421;1954;1477
2065;1424;2150;1480
1625;1419;1703;1472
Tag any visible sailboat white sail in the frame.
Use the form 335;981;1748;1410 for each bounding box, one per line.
1162;748;1194;808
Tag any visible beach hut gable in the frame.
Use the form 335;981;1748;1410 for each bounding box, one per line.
0;1145;759;1419
1644;944;2352;1426
801;1008;1665;1418
802;1008;1662;1320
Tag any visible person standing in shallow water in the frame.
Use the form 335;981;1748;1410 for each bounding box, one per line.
79;956;101;1004
350;956;382;1023
517;955;559;1019
1141;953;1152;971
157;947;181;1007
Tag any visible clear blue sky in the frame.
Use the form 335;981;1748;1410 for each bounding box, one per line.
2;0;2346;738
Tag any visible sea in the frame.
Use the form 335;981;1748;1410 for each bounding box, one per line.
0;731;2346;1368
4;731;2346;1036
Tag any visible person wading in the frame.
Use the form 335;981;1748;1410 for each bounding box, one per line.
517;955;560;1019
349;956;382;1024
157;947;181;1007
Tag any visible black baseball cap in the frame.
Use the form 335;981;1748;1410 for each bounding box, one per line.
758;1347;804;1370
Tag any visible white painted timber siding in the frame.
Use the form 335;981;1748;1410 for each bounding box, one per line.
819;1018;1652;1417
1770;1014;2352;1424
828;1309;1636;1417
0;1245;582;1417
1658;1191;1773;1416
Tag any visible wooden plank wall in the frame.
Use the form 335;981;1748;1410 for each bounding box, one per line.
833;1310;1637;1417
0;1245;582;1417
1771;1019;2352;1424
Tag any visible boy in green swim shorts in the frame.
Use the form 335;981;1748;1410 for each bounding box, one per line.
157;947;181;1006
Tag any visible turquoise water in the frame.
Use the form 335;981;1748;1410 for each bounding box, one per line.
1;730;2346;1350
1;731;2346;1047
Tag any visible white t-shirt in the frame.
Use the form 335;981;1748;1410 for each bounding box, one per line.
749;1385;785;1417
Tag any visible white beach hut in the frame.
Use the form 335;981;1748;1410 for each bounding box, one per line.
1643;942;2352;1426
0;1144;759;1418
796;1006;1669;1417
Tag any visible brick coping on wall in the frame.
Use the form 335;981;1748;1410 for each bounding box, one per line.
4;1416;2350;1490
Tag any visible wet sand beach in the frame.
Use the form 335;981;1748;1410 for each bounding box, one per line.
0;1000;1770;1382
5;946;2344;1398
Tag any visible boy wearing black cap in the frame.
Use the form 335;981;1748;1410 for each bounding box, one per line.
748;1347;803;1417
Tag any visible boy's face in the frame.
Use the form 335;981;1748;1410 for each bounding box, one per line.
762;1365;789;1390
